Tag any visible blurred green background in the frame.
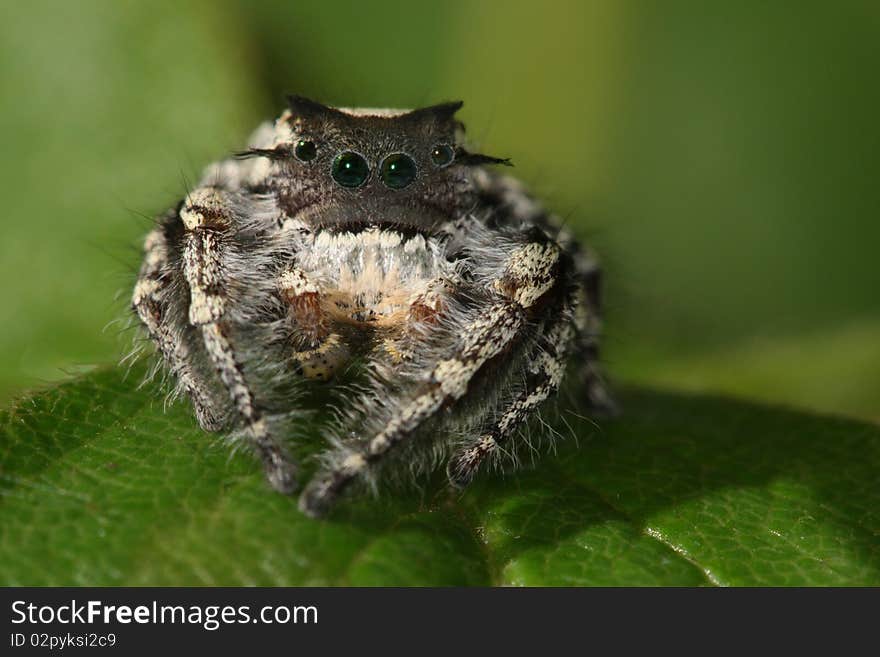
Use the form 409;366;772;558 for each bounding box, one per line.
1;0;878;420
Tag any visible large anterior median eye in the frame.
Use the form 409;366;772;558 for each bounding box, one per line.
380;153;417;189
331;152;370;188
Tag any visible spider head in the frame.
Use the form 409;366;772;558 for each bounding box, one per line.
241;95;509;231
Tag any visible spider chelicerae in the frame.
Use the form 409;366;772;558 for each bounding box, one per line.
132;96;615;517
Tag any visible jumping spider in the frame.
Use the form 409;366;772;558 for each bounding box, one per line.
132;96;615;517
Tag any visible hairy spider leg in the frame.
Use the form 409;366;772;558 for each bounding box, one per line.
474;172;616;415
446;291;577;487
132;215;224;431
179;187;297;494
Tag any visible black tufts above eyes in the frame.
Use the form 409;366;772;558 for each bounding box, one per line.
294;139;317;162
380;153;418;189
430;143;455;168
455;148;513;167
331;152;370;188
233;147;287;161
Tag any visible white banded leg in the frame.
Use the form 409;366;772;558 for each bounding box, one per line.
475;171;616;415
447;310;576;487
132;224;223;430
181;187;297;493
299;299;525;516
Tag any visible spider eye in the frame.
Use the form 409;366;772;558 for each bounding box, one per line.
294;139;317;162
380;153;417;189
430;143;454;167
331;152;370;188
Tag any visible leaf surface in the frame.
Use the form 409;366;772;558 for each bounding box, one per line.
1;367;877;586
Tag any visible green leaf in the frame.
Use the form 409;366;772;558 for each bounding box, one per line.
2;366;877;586
613;320;880;423
0;0;266;403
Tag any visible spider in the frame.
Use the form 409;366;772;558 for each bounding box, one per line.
132;96;615;518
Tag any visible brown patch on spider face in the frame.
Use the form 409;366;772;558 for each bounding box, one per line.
408;300;441;324
286;291;328;346
407;280;451;325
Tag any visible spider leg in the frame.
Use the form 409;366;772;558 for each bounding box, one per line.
446;302;577;488
475;171;616;415
180;187;297;493
132;218;223;430
299;240;563;517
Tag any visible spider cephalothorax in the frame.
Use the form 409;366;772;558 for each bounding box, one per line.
242;96;507;231
132;96;614;517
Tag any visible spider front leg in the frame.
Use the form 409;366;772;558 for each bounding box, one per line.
446;305;576;488
474;171;616;415
299;240;565;517
180;187;297;494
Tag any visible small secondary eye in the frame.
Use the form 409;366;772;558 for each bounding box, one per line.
294;139;317;162
331;152;370;188
430;143;454;167
380;153;418;189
